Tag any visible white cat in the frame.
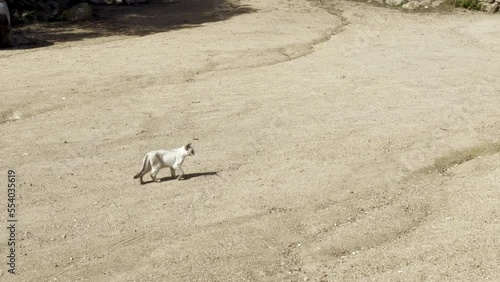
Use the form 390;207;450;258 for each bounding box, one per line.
134;143;195;184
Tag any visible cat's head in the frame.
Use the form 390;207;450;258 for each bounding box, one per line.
185;143;195;156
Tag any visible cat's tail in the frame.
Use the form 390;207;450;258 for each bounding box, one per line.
134;154;148;179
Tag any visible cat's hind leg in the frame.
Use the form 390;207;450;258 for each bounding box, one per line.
142;161;152;184
149;154;163;183
150;164;162;182
134;155;151;185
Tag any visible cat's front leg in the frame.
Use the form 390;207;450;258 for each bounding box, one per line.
170;167;176;179
174;164;185;180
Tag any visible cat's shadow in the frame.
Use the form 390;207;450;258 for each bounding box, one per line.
141;171;219;185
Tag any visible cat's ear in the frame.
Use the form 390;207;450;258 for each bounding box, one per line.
185;143;192;150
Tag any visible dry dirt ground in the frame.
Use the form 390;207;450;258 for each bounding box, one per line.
1;0;499;281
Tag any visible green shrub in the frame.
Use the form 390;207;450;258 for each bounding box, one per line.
453;0;482;10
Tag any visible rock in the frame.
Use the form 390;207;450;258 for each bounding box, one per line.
478;0;495;3
89;0;115;4
61;3;93;22
386;0;407;5
402;1;422;9
480;2;499;12
431;0;445;7
125;0;149;4
420;0;432;6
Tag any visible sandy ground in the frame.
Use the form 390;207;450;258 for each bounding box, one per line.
1;0;499;281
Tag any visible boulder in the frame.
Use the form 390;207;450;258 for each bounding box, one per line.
431;0;445;7
125;0;149;4
61;3;93;22
386;0;407;5
89;0;115;4
402;1;422;9
480;2;499;12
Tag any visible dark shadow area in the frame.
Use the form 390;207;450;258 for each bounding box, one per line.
141;171;219;185
5;32;55;49
8;0;256;49
181;171;219;180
